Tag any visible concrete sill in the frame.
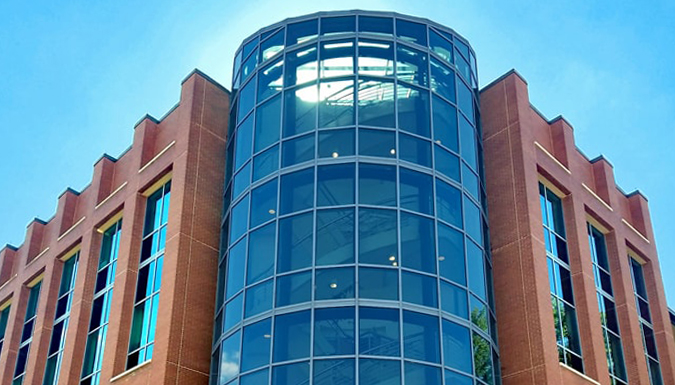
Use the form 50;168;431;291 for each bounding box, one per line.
110;360;151;382
559;362;600;385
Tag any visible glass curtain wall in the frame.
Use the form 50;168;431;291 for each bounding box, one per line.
13;280;43;385
214;11;496;385
0;304;10;356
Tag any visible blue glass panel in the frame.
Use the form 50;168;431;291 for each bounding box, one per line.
241;50;258;85
247;223;276;285
359;16;393;35
430;58;456;103
219;331;241;384
403;310;441;363
258;59;283;102
237;79;256;126
359;307;400;357
399;133;432;168
241;368;269;385
285;45;318;87
402;271;438;307
316;208;355;265
261;28;284;62
313;359;355;384
233;162;251;200
433;95;458;152
277;212;313;273
435;145;460;182
400;168;433;215
242;37;259;63
280;168;314;215
456;78;474;124
245;279;273;318
317;164;355;206
441;280;468;319
318;129;355;159
250;179;278;229
315;267;355;300
276;271;311;307
397;44;428;86
235;115;254;171
272;361;310;385
396;19;427;45
445;369;473;385
443;319;472;373
464;195;482;243
397;84;430;137
473;332;493;384
436;179;462;228
358;78;395;126
359;128;396;158
282;133;315;167
359;267;398;300
430;30;453;63
357;39;394;77
284;84;317;137
460;115;477;169
314;307;355;356
467;239;486;300
274;311;310;362
400;212;436;274
321;16;356;35
287;19;318;45
223;294;243;333
226;239;246;299
359;359;401;385
254;94;281;152
229;195;249;244
359;208;398;266
241;318;271;371
319;78;355;127
359;163;396;207
252;145;279;182
470;295;488;332
320;39;355;78
462;164;479;200
404;362;442;384
455;48;471;84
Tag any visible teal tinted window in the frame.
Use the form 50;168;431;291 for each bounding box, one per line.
226;239;246;299
274;311;311;362
443;319;472;373
241;368;269;385
438;222;465;285
470;295;488;332
397;84;430;137
359;128;396;158
457;78;474;124
359;307;400;356
280;168;314;214
313;359;355;383
314;307;355;356
241;318;271;371
405;362;442;384
219;331;241;384
460;115;477;169
273;362;310;385
315;267;355;300
254;94;281;152
401;212;436;274
433;95;458;152
250;179;277;228
359;16;393;35
229;195;249;244
396;19;427;45
402;271;438;307
277;212;313;273
317;164;355;206
261;28;284;62
357;39;394;77
252;145;279;182
441;281;469;319
359;267;399;300
446;369;473;385
403;310;441;363
285;45;318;87
400;168;433;215
396;44;428;86
319;78;355;128
284;84;317;137
318;129;355;159
360;359;401;384
245;279;273;317
430;58;456;103
359;208;397;266
276;271;311;307
359;163;396;206
232;162;251;199
235;115;254;171
430;30;453;63
287;19;318;45
316;208;355;265
467;239;486;300
473;332;494;384
321;16;356;35
237;77;256;124
435;145;460;182
358;78;395;127
282;133;314;167
399;133;432;167
258;59;283;102
247;223;276;285
464;195;482;243
436;179;461;228
319;39;355;79
223;294;243;333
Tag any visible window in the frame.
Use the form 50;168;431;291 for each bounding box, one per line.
430;57;456;103
44;252;79;385
13;280;42;385
0;304;10;357
359;164;396;207
360;359;401;384
284;84;318;137
282;132;314;167
226;238;246;300
360;307;400;357
359;208;397;266
237;77;256;125
314;359;355;383
473;332;494;384
274;310;311;362
250;179;277;228
359;16;393;35
433;95;458;152
315;267;355;300
276;271;311;307
405;362;441;384
359;267;398;301
235;114;254;171
357;39;394;77
252;144;279;182
402;271;438;308
273;361;310;384
260;28;284;62
314;307;355;356
319;39;355;79
399;133;432;167
258;59;283;102
285;45;318;87
316;208;355;265
399;168;433;215
128;180;170;369
403;310;441;363
219;331;240;384
229;194;249;244
441;281;468;319
396;19;427;46
436;179;462;228
319;78;355;127
279;168;314;214
396;44;428;86
232;162;251;200
588;224;627;384
254;94;281;152
277;212;313;273
359;128;396;158
247;223;276;285
438;222;465;285
320;15;356;36
317;163;355;207
429;29;453;64
397;84;430;137
435;145;460;182
318;129;355;159
241;318;271;371
357;78;395;127
456;77;474;124
287;19;318;46
400;212;436;274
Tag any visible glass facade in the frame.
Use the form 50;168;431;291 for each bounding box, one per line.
0;304;9;357
630;257;663;385
539;183;583;372
587;224;627;384
213;11;497;385
43;252;80;385
13;280;42;385
81;219;122;385
127;181;171;369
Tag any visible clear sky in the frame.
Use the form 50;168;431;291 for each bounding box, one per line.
1;0;673;307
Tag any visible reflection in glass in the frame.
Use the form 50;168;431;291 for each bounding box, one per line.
282;133;314;167
438;223;465;285
319;79;355;127
241;318;271;371
436;179;462;228
272;361;310;384
229;196;249;244
274;311;311;362
396;44;428;86
358;16;393;35
358;78;395;127
285;45;318;88
316;208;355;265
399;168;433;215
219;331;240;384
473;332;494;384
396;19;427;45
464;195;482;243
223;294;243;332
252;145;279;182
314;359;355;384
277;212;313;273
359;208;397;266
359;267;398;300
287;19;318;46
359;128;396;158
359;359;401;385
443;319;472;373
441;281;469;319
403;310;441;363
241;49;258;85
247;223;275;285
431;58;456;103
397;84;430;137
261;28;284;62
315;267;355;300
430;29;453;63
404;362;441;384
457;78;474;124
244;279;273;318
400;212;436;274
399;133;432;167
321;16;356;35
258;59;283;102
359;163;396;206
318;129;355;159
314;307;355;356
255;94;281;152
280;168;314;214
433;95;458;151
357;39;394;77
232;162;251;199
241;368;268;385
460;115;477;169
250;179;277;228
467;239;486;300
235;115;253;171
320;39;355;78
470;295;488;332
402;271;438;307
360;307;400;357
446;369;473;385
317;164;355;206
276;271;311;307
284;84;317;137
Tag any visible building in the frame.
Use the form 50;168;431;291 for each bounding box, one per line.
670;309;675;345
480;71;675;385
212;10;498;385
1;9;674;385
0;71;229;385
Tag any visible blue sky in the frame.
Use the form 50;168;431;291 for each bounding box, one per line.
1;1;673;307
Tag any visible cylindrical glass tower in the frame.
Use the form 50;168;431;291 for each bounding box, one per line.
212;10;499;385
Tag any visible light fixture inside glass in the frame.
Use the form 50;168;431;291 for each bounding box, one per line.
329;282;338;289
332;152;339;158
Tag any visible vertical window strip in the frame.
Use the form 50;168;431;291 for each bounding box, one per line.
539;183;584;372
80;220;122;385
630;257;664;385
127;181;171;369
13;280;43;385
0;305;10;356
587;224;627;384
43;253;80;385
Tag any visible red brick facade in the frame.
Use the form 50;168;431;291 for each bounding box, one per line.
481;70;675;385
0;70;229;385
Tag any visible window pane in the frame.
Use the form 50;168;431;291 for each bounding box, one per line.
276;271;311;307
430;58;456;103
317;164;355;206
470;295;488;332
315;267;355;300
252;144;279;182
282;133;315;167
399;133;432;168
460;115;477;169
280;168;314;215
359;16;393;35
254;94;281;152
359;358;401;385
359;163;396;206
285;45;318;87
219;331;241;384
321;16;356;35
357;39;394;77
430;30;453;63
319;79;355;127
467;240;486;300
320;39;355;78
318;129;355;159
258;59;283;102
314;307;355;356
245;279;273;318
277;212;313;273
359;267;398;301
438;223;465;285
237;78;256;125
261;28;284;62
223;294;243;332
397;84;430;137
229;195;249;244
401;212;436;274
435;145;460;182
316;208;355;265
441;319;472;373
400;168;433;215
360;307;400;357
358;78;395;127
397;44;428;86
241;368;269;385
402;271;438;308
433;95;458;152
455;48;471;84
250;179;278;228
464;195;482;243
359;208;398;266
247;223;276;285
235;114;254;171
456;78;474;124
232;162;251;200
404;362;441;384
473;332;493;384
445;369;473;385
313;359;355;384
396;19;427;45
284;84;317;137
272;361;310;385
287;19;317;45
441;281;468;319
359;128;396;158
462;164;479;200
403;311;441;363
274;310;311;362
241;318;271;371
